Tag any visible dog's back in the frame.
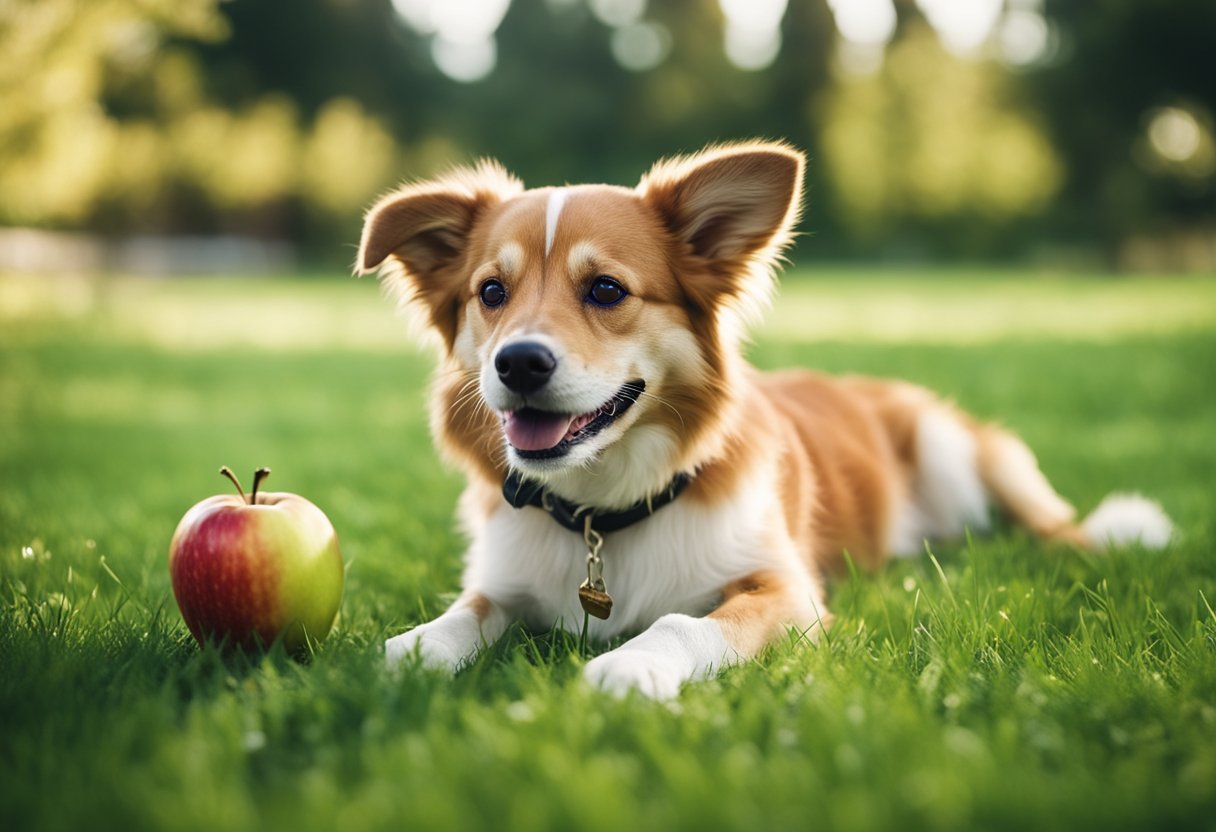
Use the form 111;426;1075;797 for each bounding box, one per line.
758;369;1173;577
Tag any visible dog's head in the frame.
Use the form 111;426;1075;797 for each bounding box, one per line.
358;141;803;503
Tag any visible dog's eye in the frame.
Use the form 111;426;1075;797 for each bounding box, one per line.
479;279;507;308
587;276;627;307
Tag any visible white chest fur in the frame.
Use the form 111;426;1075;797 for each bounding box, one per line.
462;473;787;641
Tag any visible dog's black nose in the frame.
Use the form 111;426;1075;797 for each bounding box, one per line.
495;341;557;394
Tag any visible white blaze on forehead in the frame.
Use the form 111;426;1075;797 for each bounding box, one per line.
544;188;569;257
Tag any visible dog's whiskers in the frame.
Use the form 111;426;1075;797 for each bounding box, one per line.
447;388;483;420
639;390;686;430
445;377;487;419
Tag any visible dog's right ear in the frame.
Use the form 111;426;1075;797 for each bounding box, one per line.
358;161;523;346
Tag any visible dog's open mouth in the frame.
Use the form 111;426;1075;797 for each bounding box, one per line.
502;380;645;459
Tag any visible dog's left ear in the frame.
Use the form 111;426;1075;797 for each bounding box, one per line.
638;141;804;315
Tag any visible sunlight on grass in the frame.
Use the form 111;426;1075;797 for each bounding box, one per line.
764;268;1216;343
1;269;1213;352
0;272;412;353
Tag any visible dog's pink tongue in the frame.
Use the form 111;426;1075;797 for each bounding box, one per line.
504;411;574;451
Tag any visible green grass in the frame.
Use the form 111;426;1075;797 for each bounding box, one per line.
2;269;1215;832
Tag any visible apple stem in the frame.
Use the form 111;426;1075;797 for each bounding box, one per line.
219;466;247;503
251;467;271;505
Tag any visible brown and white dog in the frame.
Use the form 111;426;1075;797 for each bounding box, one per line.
359;140;1172;698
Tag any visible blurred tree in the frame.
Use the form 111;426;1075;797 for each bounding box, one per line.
817;23;1061;257
0;0;401;245
0;0;226;223
1029;0;1216;258
193;0;834;189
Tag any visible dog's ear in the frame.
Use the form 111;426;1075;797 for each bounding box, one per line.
358;161;523;347
638;142;804;324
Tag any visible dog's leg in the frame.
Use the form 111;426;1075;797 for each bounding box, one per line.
976;424;1172;550
385;590;511;672
974;424;1082;545
584;570;828;699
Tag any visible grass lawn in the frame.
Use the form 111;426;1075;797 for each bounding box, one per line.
2;268;1215;832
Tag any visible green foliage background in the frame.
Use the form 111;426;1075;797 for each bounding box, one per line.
1;0;1213;261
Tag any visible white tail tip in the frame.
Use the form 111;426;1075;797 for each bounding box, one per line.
1081;493;1174;551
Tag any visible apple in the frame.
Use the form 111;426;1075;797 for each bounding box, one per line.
169;466;344;655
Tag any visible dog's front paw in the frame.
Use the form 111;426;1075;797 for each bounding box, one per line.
584;648;686;700
384;623;468;673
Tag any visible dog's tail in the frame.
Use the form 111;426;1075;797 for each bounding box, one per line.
976;425;1173;551
1076;493;1175;550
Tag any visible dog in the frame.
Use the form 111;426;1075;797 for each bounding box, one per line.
358;140;1173;699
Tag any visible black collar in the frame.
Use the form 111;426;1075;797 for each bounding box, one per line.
502;470;692;534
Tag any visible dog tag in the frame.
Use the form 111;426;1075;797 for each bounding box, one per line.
578;579;613;620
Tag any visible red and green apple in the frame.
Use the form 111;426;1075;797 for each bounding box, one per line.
169;467;344;655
